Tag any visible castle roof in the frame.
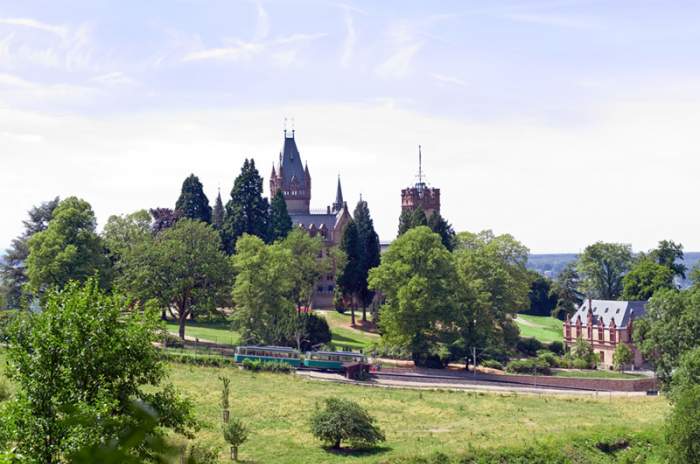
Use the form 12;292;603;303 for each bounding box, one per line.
277;132;308;190
570;299;647;329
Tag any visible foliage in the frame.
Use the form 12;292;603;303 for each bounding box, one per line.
149;208;181;234
650;239;686;279
337;220;362;324
548;341;565;355
223;417;249;461
163;333;185;348
231;234;295;345
367;340;412;360
0;380;8;403
621;257;674;300
309;397;385;450
427;211;456;252
612;343;633;372
525;272;558;316
368;227;456;366
353;200;382;320
186;442;220;464
516;337;543;357
269;190;293;242
212;191;225;231
670;348;700;401
120;219;232;339
633;286;700;389
666;385;700;464
26;196;112;294
240;358;295;373
480;359;504;370
0;197;59;308
279;229;328;311
505;358;551;375
550;262;583;320
398;206;428;236
175;173;212;224
571;336;598;369
223;159;270;253
102;210;152;290
285;312;332;351
219;376;231;411
0;279;197;462
576;242;633;300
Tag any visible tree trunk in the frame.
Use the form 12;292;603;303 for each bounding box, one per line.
233;446;239;461
333;439;341;450
362;304;367;322
350;299;356;327
178;304;188;340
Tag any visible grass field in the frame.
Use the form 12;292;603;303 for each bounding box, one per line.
551;369;647;380
164;320;241;346
315;310;379;350
515;314;564;343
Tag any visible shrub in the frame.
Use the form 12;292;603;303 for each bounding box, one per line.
571;336;597;368
536;351;560;368
223;417;249;462
572;358;591;370
480;359;504;370
186;442;219;464
302;313;332;350
613;343;633;372
310;397;385;450
666;385;700;464
505;358;551;375
163;333;185;349
548;341;565;355
516;337;543;357
368;341;412;360
240;359;293;373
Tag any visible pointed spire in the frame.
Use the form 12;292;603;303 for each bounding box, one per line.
271;163;276;178
332;175;344;213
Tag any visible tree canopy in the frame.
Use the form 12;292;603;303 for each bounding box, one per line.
223;159;270;253
26;197;111;294
336;220;362;325
576;242;633;300
309;398;385;450
175;174;212;224
269;190;293;242
622;257;675;300
353;200;381;321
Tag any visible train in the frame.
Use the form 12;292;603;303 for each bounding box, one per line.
234;345;367;372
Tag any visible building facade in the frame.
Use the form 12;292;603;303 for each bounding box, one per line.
269;130;351;308
563;299;647;369
401;146;441;217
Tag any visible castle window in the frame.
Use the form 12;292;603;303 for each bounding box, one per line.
327;285;334;292
317;286;324;293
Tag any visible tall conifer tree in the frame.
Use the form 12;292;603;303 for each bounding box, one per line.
427;211;456;251
212;190;225;230
337;220;362;326
269;190;293;242
353;200;381;322
223;159;270;254
175;174;212;223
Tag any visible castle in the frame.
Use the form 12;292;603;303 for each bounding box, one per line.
269;130;352;308
401;146;441;217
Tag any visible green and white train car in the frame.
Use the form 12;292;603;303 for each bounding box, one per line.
234;346;302;367
303;351;367;371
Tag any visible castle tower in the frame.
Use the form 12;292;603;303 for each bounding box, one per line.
401;145;441;217
269;129;311;214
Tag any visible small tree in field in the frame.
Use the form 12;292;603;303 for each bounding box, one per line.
310;398;385;450
223;418;249;462
219;376;231;423
612;343;633;371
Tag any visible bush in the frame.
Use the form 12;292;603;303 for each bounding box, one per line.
548;341;565;355
186;442;220;464
516;337;543;357
163;333;185;349
505;358;551;375
303;314;332;351
480;359;504;370
368;341;412;360
666;385;700;464
613;343;633;372
223;417;249;462
310;397;385;450
240;359;293;373
572;358;591;370
536;351;560;368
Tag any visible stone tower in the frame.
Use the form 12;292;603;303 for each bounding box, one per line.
270;129;311;214
401;145;440;217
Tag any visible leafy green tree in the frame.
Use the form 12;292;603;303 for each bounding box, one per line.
309;398;385;450
622;257;674;300
650;239;686;279
175;174;212;224
0;197;59;308
666;385;700;464
269;190;293;242
353;200;381;322
0;279;197;463
223;417;249;461
634;287;700;388
337;220;362;326
120;219;232;339
551;262;583;320
26;197;111;294
525;272;558;316
612;343;633;371
427;211;456;251
212;190;225;231
231;235;295;345
576;242;633;300
670;348;700;400
571;336;597;368
369;226;456;366
279;229;328;310
149;208;181;234
103;210;152;263
223;159;270;253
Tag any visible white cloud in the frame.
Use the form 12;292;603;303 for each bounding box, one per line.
0;17;68;38
376;43;422;79
0;72;97;103
254;0;270;40
431;73;467;87
505;12;596;29
183;40;265;62
90;71;138;87
340;10;356;68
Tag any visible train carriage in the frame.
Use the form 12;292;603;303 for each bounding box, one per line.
303;350;367;371
234;346;302;367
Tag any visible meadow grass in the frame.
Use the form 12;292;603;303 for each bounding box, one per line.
164;320;241;346
551;369;647;380
515;314;564;343
316;310;379;351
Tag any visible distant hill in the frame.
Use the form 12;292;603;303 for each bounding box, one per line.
528;252;700;288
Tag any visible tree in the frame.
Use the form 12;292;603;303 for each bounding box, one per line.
670;348;700;400
149;208;181;234
368;226;456;366
0;279;197;462
427;211;456;251
175;174;212;224
525;272;558;316
576;242;633;300
102;210;152;263
551;263;583;320
622;257;674;300
353;200;381;322
612;343;633;371
571;336;597;368
0;197;59;308
634;287;700;388
337;220;362;326
121;219;232;339
212;190;225;231
223;159;270;253
666;385;700;464
309;398;385;450
650;239;686;279
231;235;295;345
222;418;248;462
398;206;427;236
279;229;328;311
26;197;111;294
269;190;293;242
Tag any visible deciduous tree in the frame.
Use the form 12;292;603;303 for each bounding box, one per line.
576;242;633;300
309;398;385;450
622;257;674;300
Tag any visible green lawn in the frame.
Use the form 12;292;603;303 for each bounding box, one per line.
165;362;667;463
551;369;647;380
315;310;380;351
515;314;564;343
164;320;240;346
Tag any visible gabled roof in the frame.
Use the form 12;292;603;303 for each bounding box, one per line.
571;299;647;328
278;133;308;190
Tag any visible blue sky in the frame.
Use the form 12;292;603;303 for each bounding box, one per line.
2;1;700;253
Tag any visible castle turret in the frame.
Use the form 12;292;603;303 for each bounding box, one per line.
401;145;441;217
269;130;311;214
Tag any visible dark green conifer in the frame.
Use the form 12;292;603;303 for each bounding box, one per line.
337;220;361;326
427;211;456;251
175;174;212;223
353;200;381;321
269;190;293;242
223;159;270;254
212;190;225;230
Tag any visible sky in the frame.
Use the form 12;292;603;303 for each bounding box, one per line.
1;0;700;254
